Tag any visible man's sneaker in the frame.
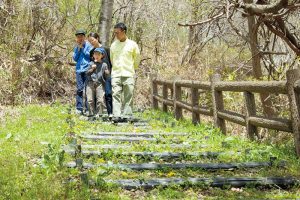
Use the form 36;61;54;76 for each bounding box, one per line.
88;115;96;121
112;117;124;123
127;117;139;123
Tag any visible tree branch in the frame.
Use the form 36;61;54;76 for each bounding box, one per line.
264;20;300;56
240;0;289;15
178;12;225;27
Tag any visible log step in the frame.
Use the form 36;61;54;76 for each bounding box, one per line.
80;135;157;142
102;177;298;190
67;160;277;171
63;149;220;159
83;131;187;138
65;143;208;150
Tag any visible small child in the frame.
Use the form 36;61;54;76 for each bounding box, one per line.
85;48;111;117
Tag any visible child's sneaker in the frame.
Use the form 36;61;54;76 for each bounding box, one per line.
75;109;83;115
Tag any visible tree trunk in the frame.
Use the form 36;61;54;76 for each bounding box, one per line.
188;1;200;45
246;0;275;117
181;0;200;65
98;0;114;47
11;57;21;105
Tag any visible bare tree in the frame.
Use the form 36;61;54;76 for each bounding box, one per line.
244;0;275;117
178;0;300;116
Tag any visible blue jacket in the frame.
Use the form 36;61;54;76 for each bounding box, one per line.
73;42;92;73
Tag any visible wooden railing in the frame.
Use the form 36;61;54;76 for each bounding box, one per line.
151;69;300;157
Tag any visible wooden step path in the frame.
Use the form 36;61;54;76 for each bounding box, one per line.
63;119;298;190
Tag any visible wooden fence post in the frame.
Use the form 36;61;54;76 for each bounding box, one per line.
173;77;182;120
162;84;168;112
211;74;226;134
244;91;258;140
150;74;158;109
191;87;200;125
287;69;300;157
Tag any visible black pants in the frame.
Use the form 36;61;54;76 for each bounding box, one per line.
105;94;113;115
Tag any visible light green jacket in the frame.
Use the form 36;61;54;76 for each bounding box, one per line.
110;38;140;78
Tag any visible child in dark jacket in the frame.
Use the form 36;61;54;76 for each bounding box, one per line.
85;48;111;117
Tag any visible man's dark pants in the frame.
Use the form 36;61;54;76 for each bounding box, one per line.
105;77;113;115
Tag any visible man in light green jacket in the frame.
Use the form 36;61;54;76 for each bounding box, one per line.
110;23;140;121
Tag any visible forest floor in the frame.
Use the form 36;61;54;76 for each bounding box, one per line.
1;104;300;199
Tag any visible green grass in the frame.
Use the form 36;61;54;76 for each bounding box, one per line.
0;103;90;199
1;104;300;199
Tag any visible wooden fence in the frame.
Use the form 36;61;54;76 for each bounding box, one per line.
151;69;300;157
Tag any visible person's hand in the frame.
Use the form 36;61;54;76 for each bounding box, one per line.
88;65;96;73
76;38;83;49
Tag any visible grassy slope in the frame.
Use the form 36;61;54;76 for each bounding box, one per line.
0;104;300;199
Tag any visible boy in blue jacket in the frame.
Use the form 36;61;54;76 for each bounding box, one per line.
72;29;92;114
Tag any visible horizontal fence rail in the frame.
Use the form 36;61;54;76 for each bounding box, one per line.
150;69;300;157
214;81;287;94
